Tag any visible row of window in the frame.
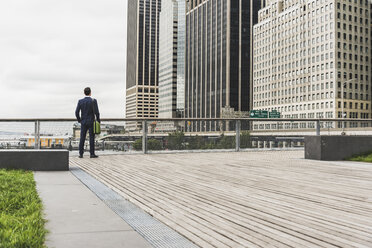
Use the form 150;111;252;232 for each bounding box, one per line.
253;120;371;130
254;39;335;64
337;101;369;110
137;98;158;102
337;65;369;76
337;2;369;15
255;91;335;102
137;88;159;93
255;58;335;77
255;96;371;110
254;69;335;86
337;32;369;44
255;52;335;72
255;81;335;92
254;60;335;78
337;12;370;25
254;101;335;113
257;1;334;30
337;92;369;101
258;0;334;26
337;82;369;91
255;39;334;63
337;42;369;53
337;22;369;35
256;89;371;102
256;61;369;84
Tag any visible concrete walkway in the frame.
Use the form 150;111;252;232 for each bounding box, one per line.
34;171;151;248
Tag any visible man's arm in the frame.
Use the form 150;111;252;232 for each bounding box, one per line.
75;101;81;123
94;99;100;123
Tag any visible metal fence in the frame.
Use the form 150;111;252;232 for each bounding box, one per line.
1;118;372;153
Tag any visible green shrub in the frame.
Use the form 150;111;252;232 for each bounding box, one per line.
217;134;235;149
148;139;162;150
240;131;251;148
201;142;217;150
180;132;250;150
132;139;142;151
187;135;205;150
166;131;185;150
133;138;162;151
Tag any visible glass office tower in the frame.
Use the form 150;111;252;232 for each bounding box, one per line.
185;0;261;131
158;0;186;118
126;0;162;130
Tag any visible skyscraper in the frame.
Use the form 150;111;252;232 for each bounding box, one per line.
252;0;371;130
126;0;162;130
158;0;186;119
185;0;261;132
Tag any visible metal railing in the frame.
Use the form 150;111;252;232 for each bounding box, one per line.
1;118;372;153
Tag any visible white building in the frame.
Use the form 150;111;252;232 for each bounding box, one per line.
253;0;371;130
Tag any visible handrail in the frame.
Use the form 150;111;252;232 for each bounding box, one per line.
2;117;372;153
0;118;372;122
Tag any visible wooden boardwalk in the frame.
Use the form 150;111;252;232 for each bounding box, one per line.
70;151;372;248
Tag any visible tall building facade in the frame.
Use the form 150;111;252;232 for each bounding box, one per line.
185;0;261;131
126;0;162;130
158;0;186;118
253;0;371;130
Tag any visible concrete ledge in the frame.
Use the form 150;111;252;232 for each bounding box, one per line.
305;136;372;161
0;150;69;171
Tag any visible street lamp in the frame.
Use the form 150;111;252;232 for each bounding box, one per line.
341;78;357;134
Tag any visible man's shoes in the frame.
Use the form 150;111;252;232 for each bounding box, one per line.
78;155;83;158
90;154;99;158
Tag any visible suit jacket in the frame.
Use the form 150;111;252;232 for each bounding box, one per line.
75;97;100;125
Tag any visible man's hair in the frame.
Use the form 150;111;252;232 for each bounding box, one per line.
84;87;91;96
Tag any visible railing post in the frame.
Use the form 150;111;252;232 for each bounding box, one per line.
235;120;240;152
316;120;320;136
34;120;40;149
142;120;148;154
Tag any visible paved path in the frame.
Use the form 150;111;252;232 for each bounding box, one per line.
71;150;372;248
34;171;151;248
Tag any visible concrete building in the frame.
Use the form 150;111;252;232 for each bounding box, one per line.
158;0;186;119
185;0;261;132
253;0;371;130
126;0;162;130
21;136;70;149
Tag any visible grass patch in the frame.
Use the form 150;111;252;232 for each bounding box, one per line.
347;151;372;163
0;169;46;248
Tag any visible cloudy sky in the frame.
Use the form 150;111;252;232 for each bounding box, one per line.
0;0;127;118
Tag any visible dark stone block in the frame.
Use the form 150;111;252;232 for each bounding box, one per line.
0;150;69;171
305;136;372;161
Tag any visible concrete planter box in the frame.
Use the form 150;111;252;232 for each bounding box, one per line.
0;150;69;171
305;136;372;161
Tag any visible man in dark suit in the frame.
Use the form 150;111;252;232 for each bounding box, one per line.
75;87;100;158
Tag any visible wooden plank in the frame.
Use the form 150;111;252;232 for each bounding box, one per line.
70;150;372;248
81;158;371;247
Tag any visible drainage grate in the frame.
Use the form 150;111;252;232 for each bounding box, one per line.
70;167;198;248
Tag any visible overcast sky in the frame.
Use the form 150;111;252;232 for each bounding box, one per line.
0;0;127;118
